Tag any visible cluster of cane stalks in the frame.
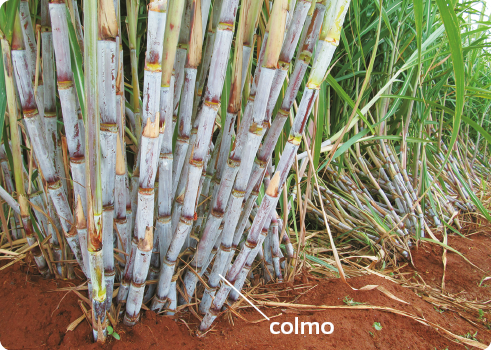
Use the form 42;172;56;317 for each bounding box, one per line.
298;137;491;264
0;0;490;341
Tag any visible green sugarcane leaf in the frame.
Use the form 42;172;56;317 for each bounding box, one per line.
420;237;481;270
65;7;85;120
332;128;369;159
435;0;465;170
0;8;5;33
0;0;20;43
413;0;423;73
29;211;44;243
306;254;339;274
313;83;326;169
462;116;491;145
325;75;374;134
450;162;491;222
0;40;5;142
443;220;467;239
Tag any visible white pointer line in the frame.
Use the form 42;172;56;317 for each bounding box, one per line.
219;274;270;321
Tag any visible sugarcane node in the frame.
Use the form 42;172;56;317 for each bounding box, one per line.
245;239;257;249
278;60;289;70
56;80;74;89
189;158;204;167
248;122;263;135
144;61;162;72
162;257;176;267
288;133;302;146
142;115;160;138
22;108;38;118
227;157;241;167
180;215;194;225
44;111;57;118
100;123;117;133
177;134;190;142
102;204;114;212
114;217;126;224
148;1;168;12
130;278;146;288
162;152;173;160
205;285;218;293
123;312;140;326
47;178;64;191
204;99;220;110
220;244;232;252
138;187;154;196
210;208;224;218
231;188;245;198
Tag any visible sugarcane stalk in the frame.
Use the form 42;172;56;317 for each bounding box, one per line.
98;0;119;311
172;0;202;199
193;0;291;309
41;0;67;194
11;12;85;273
2;20;51;276
49;0;87;216
124;226;153;326
84;0;107;340
245;0;324;201
132;0;168;306
181;0;247;303
199;0;350;331
151;0;241;312
153;3;186;290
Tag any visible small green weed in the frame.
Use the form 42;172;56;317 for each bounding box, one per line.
107;326;120;340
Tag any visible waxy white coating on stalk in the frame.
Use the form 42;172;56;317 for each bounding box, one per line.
19;0;37;82
49;2;87;215
124;226;153;326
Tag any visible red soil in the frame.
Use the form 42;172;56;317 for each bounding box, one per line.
2;225;491;349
